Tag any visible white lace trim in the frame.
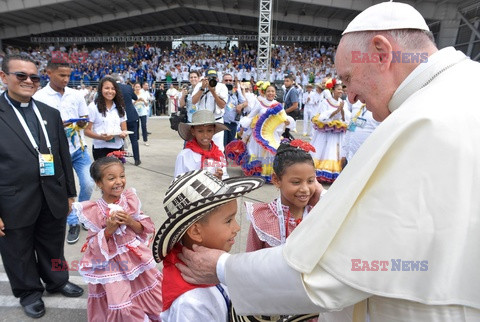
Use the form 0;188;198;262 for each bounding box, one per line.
245;201;282;247
109;300;133;310
96;230;144;262
88;290;106;299
130;271;161;298
79;257;157;285
87;271;161;300
74;202;102;232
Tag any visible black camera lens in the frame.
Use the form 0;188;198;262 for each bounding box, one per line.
209;78;217;87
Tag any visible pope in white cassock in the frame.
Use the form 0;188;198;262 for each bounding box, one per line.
176;2;480;321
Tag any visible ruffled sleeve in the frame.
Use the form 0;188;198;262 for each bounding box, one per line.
245;201;282;248
123;188;155;243
74;201;121;271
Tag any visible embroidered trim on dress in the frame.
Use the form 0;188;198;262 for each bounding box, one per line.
108;300;133;310
245;201;282;247
79;258;157;285
74;202;102;232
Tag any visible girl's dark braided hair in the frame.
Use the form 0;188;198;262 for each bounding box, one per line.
273;142;314;178
90;156;124;183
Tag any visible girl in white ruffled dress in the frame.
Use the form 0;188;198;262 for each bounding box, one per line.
239;84;293;182
310;83;350;182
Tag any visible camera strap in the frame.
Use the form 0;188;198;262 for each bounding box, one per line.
200;89;216;113
200;89;210;101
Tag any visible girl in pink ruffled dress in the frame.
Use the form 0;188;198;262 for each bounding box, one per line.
245;141;318;252
73;156;162;321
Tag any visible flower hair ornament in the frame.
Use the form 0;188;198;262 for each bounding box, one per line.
289;139;316;153
106;150;132;163
325;78;337;90
260;81;271;92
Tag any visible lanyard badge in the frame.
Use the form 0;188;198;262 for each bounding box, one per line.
39;153;55;176
5;95;55;176
355;117;367;127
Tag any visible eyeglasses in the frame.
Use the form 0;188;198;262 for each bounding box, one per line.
5;72;41;84
223;79;234;83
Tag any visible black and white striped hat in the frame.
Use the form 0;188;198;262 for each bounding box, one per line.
153;170;264;262
230;305;319;322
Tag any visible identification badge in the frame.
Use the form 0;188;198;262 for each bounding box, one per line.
347;122;357;132
39;154;55;176
355;117;367;128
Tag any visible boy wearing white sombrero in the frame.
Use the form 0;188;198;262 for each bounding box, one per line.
152;170;264;321
174;109;230;180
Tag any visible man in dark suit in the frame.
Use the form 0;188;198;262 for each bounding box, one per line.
0;54;84;319
155;82;167;115
114;76;141;166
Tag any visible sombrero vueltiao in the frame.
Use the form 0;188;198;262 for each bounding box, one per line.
230;304;319;322
152;170;264;262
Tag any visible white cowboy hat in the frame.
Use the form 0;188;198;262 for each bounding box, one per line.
177;109;229;141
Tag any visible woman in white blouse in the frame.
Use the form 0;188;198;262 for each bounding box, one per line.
84;76;128;160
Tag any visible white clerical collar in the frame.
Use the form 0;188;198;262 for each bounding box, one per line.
389;47;467;113
6;92;31;108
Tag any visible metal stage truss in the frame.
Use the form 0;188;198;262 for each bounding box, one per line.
257;0;273;79
30;34;337;44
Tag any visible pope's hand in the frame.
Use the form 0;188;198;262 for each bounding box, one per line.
177;244;224;285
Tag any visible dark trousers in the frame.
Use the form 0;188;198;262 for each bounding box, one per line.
287;109;299;120
127;121;140;162
137;115;148;142
0;196;68;305
92;146;123;160
157;99;166;115
223;122;237;147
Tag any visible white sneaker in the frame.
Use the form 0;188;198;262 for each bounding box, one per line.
144;142;149;146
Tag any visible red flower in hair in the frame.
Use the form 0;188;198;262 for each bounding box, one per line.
290;139;316;153
325;78;337;90
107;150;128;163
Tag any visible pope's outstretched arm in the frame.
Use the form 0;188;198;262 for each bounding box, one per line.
178;244;370;315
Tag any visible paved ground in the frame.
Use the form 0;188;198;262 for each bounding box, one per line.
0;116;311;321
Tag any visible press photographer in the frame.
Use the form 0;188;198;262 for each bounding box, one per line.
191;68;228;152
178;71;201;124
222;74;248;147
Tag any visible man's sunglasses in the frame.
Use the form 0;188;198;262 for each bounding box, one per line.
5;72;41;83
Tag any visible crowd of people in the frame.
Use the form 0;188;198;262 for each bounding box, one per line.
2;41;337;87
1;1;479;321
1;41;337;115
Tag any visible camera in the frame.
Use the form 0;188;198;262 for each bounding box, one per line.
208;77;217;88
205;68;218;88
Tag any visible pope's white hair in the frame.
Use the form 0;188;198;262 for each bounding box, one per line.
340;29;436;52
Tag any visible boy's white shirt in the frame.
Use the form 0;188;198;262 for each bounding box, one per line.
160;284;229;322
174;148;229;180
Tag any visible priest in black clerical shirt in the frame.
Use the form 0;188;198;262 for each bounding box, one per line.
0;54;84;319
